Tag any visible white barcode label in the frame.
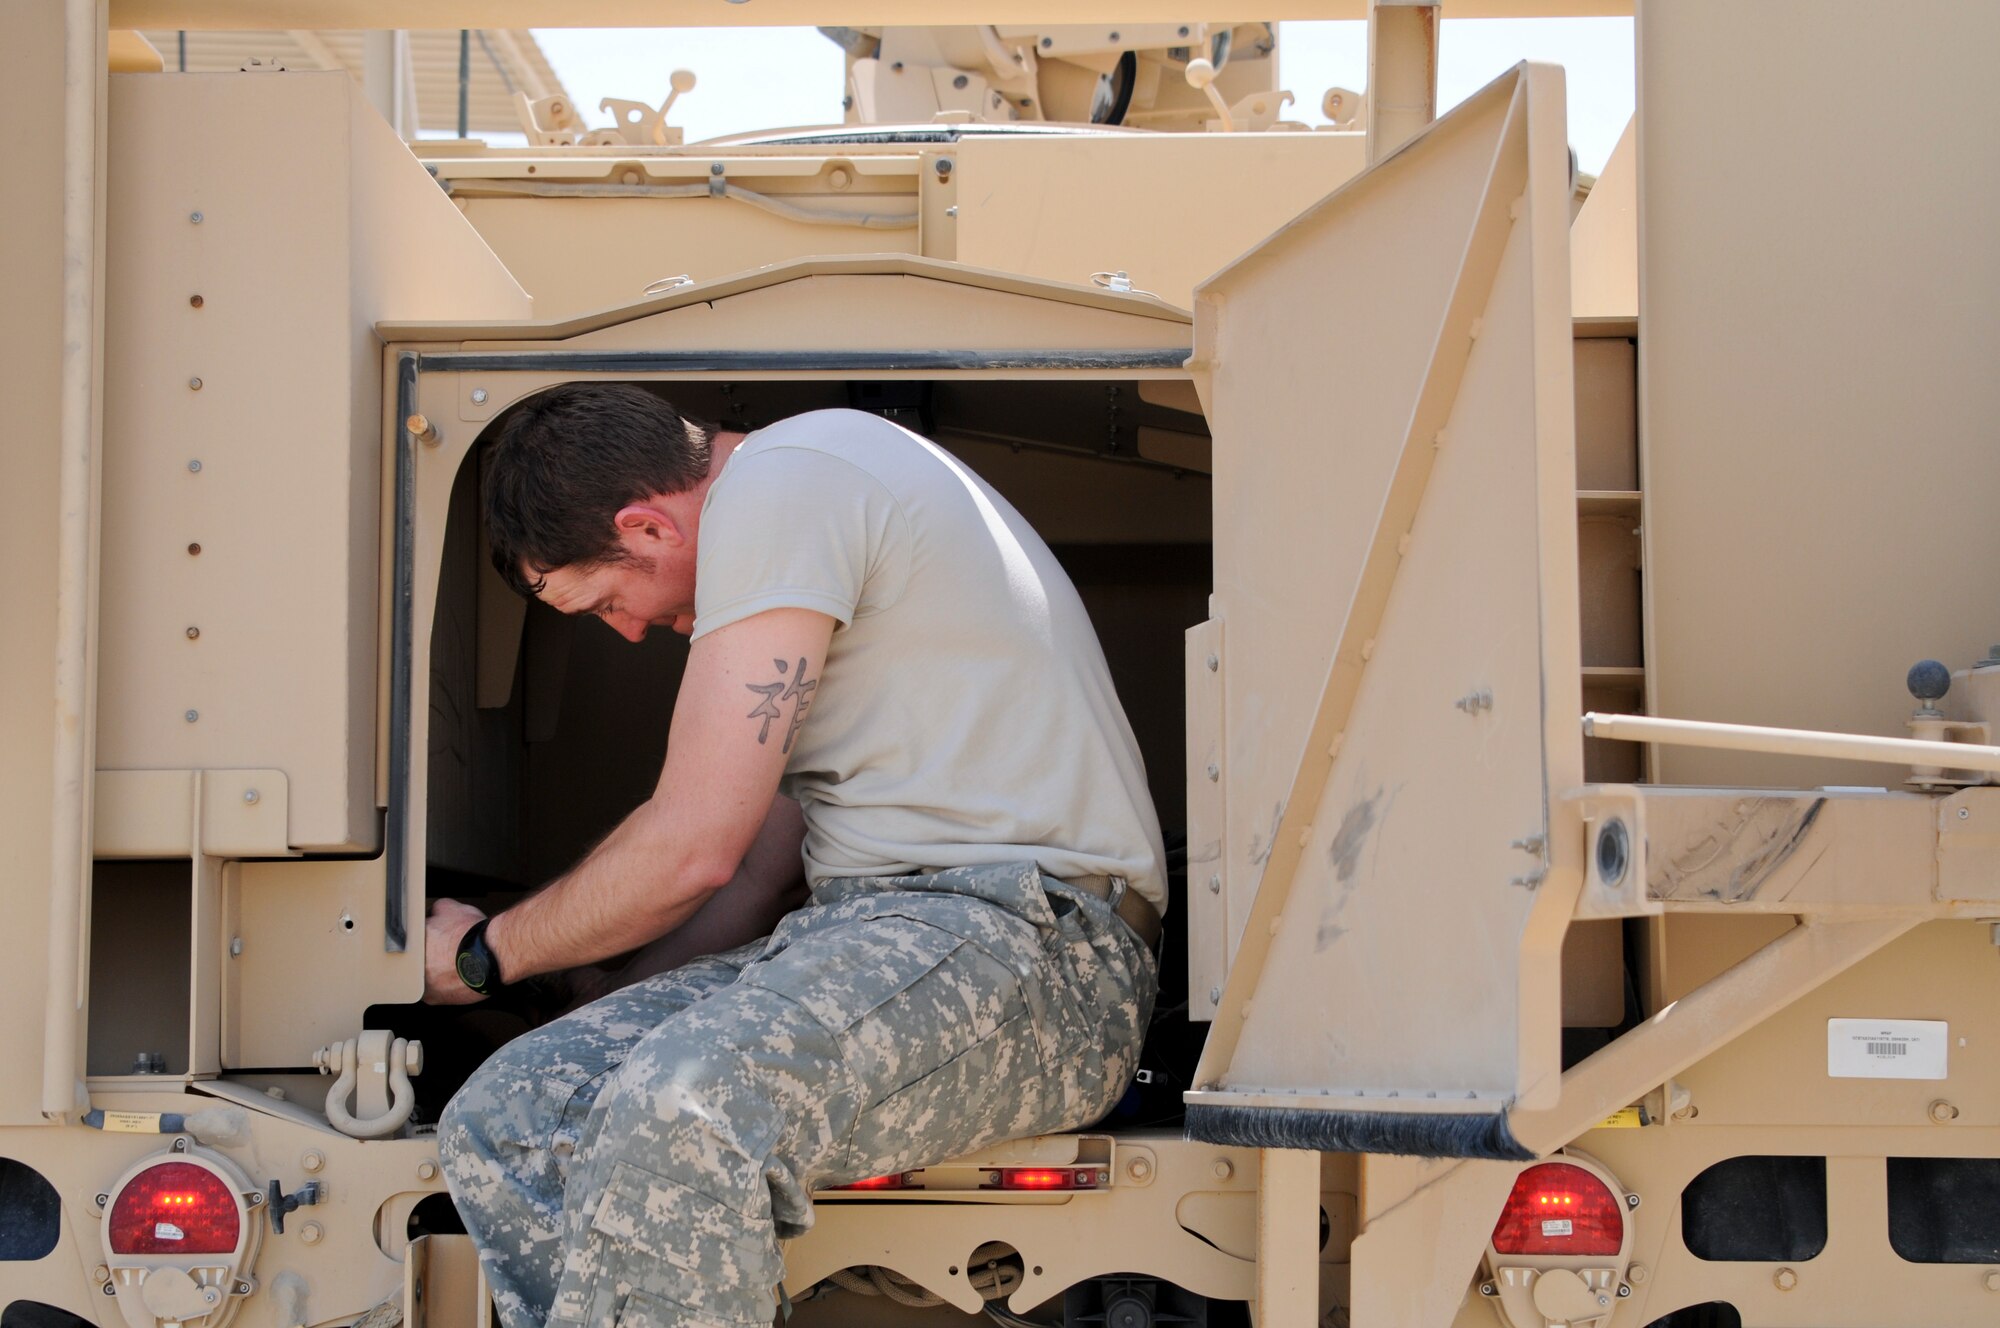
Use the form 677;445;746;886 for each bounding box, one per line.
1541;1219;1573;1238
1827;1019;1947;1080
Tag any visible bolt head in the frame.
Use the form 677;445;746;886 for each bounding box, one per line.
189;211;203;224
470;387;489;404
184;709;199;723
417;1160;439;1182
1126;1156;1152;1181
1773;1267;1798;1291
1211;1159;1233;1180
1208;986;1221;1004
301;1150;325;1173
710;162;725;175
1959;806;1972;820
1983;1269;2000;1292
1208;874;1221;894
1628;1264;1649;1285
92;1265;110;1284
186;626;200;640
188;376;203;390
243;788;259;804
1206;652;1219;671
300;1222;324;1245
102;1283;118;1297
187;459;202;473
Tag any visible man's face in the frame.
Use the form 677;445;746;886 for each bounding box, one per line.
534;556;695;642
533;511;698;641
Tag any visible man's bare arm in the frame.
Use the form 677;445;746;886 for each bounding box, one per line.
563;795;807;1009
423;607;834;1000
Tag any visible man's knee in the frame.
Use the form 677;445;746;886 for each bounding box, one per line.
583;1005;817;1211
438;1033;578;1181
437;1056;521;1181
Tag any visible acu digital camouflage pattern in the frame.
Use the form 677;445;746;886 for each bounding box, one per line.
439;862;1158;1328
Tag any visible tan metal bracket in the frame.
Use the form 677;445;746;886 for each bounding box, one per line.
1507;915;1922;1154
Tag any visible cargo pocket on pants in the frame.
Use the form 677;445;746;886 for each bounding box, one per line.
612;1289;756;1328
589;1161;776;1328
845;1006;1055;1179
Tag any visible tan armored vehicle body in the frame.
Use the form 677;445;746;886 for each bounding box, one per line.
6;4;2000;1328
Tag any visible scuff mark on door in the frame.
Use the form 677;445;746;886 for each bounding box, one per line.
1316;780;1390;951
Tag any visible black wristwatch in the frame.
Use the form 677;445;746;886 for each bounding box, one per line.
455;918;505;996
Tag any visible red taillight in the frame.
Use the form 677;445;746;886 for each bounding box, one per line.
1490;1162;1622;1257
984;1167;1107;1191
830;1173;911;1191
108;1162;241;1255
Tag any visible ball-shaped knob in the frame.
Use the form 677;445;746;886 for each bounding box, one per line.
1185;57;1217;90
670;69;697;94
1907;658;1952;703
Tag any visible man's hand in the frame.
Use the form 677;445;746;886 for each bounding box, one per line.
424;897;489;1005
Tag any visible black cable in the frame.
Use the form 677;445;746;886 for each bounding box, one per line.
1096;51;1138;126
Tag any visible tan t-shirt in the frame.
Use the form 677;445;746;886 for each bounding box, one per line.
692;408;1168;910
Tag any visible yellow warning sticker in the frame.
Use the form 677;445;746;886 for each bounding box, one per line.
1595;1107;1643;1130
99;1111;162;1135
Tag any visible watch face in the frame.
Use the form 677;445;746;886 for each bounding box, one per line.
457;947;492;991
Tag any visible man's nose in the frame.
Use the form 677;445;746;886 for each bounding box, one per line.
609;613;648;643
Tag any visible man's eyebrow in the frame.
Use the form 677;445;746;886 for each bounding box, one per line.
542;585;598;616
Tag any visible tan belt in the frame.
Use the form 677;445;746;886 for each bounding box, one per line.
1062;875;1163;949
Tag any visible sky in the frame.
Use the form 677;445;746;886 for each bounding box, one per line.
533;18;1634;173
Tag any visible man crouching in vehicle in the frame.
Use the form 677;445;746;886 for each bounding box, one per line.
423;383;1165;1328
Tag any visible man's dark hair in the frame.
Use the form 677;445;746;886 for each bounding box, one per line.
482;383;716;596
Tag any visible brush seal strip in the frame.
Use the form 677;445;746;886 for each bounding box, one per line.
1184;1102;1534;1160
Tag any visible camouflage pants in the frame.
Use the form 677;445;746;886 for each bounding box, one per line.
438;862;1157;1328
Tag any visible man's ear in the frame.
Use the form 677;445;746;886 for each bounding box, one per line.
613;502;684;548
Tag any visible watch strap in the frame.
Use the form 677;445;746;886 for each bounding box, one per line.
455;917;503;995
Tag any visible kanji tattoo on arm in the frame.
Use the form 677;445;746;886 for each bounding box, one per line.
744;676;785;744
744;656;819;753
778;657;818;754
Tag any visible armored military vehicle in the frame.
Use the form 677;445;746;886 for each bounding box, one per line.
6;4;1998;1328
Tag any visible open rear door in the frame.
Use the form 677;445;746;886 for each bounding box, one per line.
1183;65;1581;1159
